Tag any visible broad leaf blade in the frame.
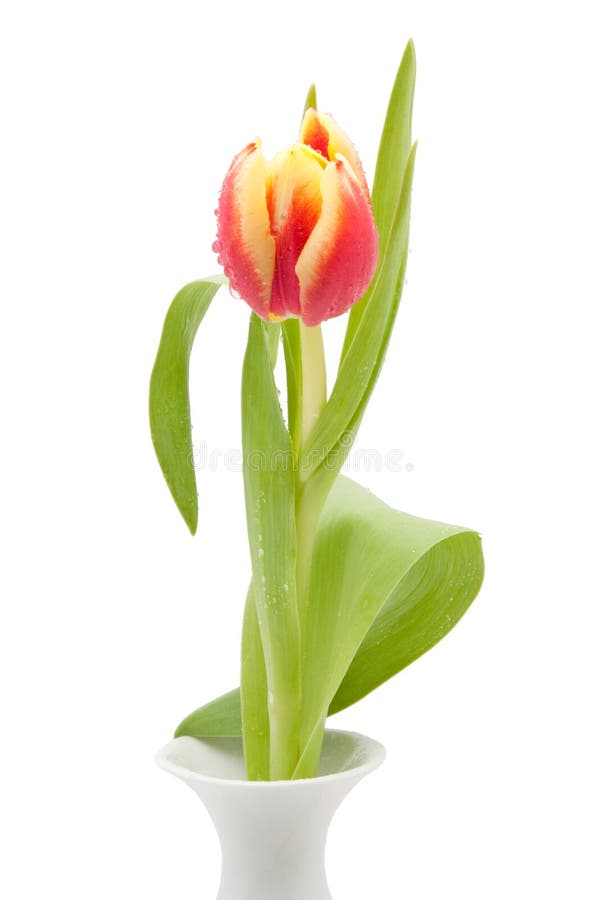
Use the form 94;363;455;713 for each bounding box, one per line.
330;528;483;712
309;477;484;714
294;477;483;775
149;276;226;533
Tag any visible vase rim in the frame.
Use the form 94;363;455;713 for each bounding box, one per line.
156;728;385;788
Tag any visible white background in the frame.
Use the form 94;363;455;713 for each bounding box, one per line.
1;1;599;897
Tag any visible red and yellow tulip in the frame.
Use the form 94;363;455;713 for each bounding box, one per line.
213;110;379;327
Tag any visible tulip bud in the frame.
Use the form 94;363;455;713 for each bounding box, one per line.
213;110;378;327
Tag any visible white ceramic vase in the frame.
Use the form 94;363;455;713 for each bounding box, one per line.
156;728;386;900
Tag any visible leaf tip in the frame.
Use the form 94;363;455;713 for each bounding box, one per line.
173;707;195;738
184;508;198;536
404;37;416;64
304;83;317;115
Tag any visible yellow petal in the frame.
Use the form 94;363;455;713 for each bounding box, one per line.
265;143;325;318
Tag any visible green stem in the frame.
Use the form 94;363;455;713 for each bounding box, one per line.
299;322;327;448
295;323;327;638
293;323;332;778
269;686;302;780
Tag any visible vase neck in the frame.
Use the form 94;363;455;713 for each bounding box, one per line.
204;782;344;900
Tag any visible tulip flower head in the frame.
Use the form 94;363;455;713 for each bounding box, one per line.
213;109;379;327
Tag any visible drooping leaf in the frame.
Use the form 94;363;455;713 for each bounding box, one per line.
176;477;484;757
149;276;226;534
241;314;301;779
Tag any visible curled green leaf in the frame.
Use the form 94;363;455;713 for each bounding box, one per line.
294;476;484;775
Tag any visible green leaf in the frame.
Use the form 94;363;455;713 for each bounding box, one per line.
294;476;483;775
149;276;226;534
303;83;317;115
240;582;270;779
372;40;416;248
174;688;241;737
176;477;484;755
241;314;302;779
240;319;280;779
299;144;416;483
342;39;416;357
